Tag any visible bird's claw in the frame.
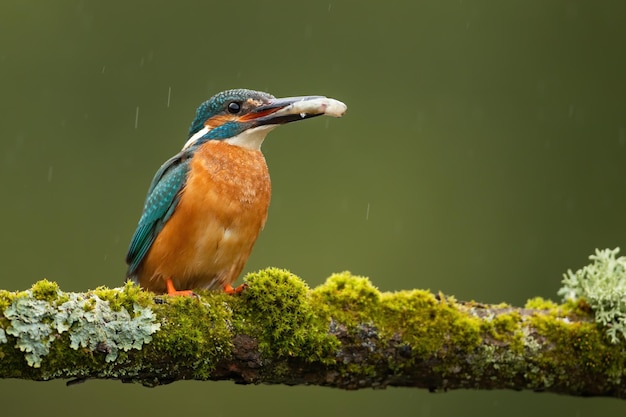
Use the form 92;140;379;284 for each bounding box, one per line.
164;278;199;298
167;289;199;298
224;283;248;295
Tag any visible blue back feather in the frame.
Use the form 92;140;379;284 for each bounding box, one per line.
125;150;192;278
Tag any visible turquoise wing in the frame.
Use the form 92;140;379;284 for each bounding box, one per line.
125;151;192;279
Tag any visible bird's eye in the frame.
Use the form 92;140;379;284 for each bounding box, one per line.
227;101;241;114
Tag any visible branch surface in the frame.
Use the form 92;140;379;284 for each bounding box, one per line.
0;268;624;399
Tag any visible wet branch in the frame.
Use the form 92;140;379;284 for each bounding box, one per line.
0;269;624;399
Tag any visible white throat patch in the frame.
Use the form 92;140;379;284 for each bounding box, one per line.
223;125;277;150
182;126;209;151
182;124;276;152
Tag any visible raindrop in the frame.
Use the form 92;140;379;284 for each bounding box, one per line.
167;87;172;108
135;107;140;129
47;166;53;182
366;203;370;220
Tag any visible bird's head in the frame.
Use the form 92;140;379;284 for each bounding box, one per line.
183;88;347;151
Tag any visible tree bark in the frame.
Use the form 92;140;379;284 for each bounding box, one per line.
0;268;623;399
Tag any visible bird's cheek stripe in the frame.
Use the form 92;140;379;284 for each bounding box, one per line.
203;109;281;128
239;108;280;121
204;114;238;129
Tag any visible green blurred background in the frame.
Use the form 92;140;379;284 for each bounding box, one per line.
1;0;625;415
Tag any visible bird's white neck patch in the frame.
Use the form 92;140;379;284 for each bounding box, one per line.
182;126;209;151
181;124;276;152
223;125;277;150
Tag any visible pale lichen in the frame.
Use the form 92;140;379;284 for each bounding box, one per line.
4;296;57;367
1;283;160;367
559;247;626;343
56;293;160;362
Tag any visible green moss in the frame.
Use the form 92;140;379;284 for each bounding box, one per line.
312;272;484;375
487;311;522;343
2;266;624;388
312;272;381;324
0;289;15;335
525;297;559;310
528;311;624;388
149;292;233;378
345;362;377;378
237;268;339;365
30;280;60;302
82;298;96;311
93;281;154;312
0;289;13;313
379;290;482;358
493;312;518;334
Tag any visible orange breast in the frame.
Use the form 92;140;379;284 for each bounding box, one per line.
136;141;271;293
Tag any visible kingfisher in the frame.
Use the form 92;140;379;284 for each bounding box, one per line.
125;89;347;296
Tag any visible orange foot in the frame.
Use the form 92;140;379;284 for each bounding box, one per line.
223;283;248;295
165;278;196;297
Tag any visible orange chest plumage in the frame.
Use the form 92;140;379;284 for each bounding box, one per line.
137;140;271;293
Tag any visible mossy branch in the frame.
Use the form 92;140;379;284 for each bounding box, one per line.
1;266;625;399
